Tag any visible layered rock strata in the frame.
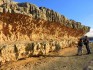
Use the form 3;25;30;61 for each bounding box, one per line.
0;0;90;63
0;0;90;32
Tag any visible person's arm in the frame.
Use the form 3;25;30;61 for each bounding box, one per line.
87;39;89;43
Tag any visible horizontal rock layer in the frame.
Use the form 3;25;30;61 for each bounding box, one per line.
0;13;85;42
0;1;90;32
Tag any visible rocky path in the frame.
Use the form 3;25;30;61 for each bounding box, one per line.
84;59;93;70
0;45;93;70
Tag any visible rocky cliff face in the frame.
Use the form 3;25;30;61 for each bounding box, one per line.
0;0;90;63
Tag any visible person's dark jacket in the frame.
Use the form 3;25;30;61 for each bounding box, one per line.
78;40;83;46
83;39;89;45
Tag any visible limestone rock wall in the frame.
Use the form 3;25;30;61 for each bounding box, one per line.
0;1;90;63
0;13;85;43
0;1;90;32
0;13;87;63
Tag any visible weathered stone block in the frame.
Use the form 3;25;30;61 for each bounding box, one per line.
0;7;3;13
3;8;8;13
1;45;18;63
18;2;30;8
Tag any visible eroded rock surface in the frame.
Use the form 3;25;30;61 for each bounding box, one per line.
0;0;90;63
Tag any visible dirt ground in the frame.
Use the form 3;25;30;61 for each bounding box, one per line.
0;43;93;70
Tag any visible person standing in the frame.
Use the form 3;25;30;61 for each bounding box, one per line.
77;38;83;55
83;36;91;54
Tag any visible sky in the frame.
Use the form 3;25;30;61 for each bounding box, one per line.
15;0;93;36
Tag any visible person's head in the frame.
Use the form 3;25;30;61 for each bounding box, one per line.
85;36;88;39
79;38;83;42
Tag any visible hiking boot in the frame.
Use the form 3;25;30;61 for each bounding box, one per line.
76;54;82;56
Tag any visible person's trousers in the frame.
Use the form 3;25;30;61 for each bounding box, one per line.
85;44;91;54
78;46;82;55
